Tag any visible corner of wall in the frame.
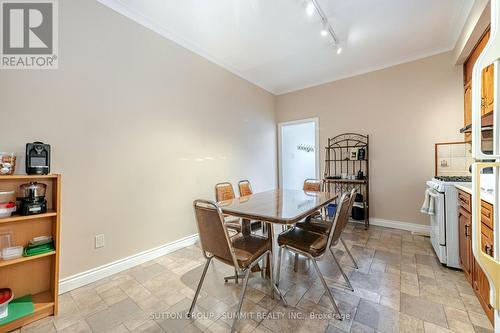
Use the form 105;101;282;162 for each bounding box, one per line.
453;0;490;65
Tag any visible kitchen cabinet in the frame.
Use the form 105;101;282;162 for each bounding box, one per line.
464;82;472;142
482;64;495;115
457;189;494;324
459;206;473;282
462;28;494;141
464;30;490;84
474;259;493;316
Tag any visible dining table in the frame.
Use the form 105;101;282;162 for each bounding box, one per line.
217;189;338;278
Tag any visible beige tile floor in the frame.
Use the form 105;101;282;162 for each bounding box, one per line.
13;223;495;333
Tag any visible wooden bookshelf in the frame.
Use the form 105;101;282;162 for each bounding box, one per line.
0;174;60;333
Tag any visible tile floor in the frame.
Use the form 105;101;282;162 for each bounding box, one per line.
14;223;495;333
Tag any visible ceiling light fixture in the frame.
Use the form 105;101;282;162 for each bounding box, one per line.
306;2;315;16
308;0;341;50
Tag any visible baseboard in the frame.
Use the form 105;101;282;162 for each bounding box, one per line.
59;218;428;293
58;233;198;294
351;218;430;235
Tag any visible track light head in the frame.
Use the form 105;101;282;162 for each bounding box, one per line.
306;2;315;16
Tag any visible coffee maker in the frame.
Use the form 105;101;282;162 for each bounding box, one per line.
25;142;50;175
18;182;47;215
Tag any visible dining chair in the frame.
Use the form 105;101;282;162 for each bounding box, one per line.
303;179;324;219
189;200;286;333
303;178;322;192
214;182;262;282
295;188;359;291
238;179;253;197
215;182;243;283
291;178;324;271
215;182;242;233
275;192;352;320
238;180;263;233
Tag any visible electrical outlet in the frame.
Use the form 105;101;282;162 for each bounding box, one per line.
95;234;105;249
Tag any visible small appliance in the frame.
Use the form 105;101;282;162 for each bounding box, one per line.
25;142;50;175
18;182;47;216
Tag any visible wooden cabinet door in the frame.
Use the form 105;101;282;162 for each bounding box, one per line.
473;259;492;308
472;209;495;323
459;207;473;281
464;30;490;83
464;82;472;141
482;64;494;115
473;258;494;322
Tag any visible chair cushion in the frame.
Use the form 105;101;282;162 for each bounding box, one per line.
277;227;328;257
232;235;270;268
295;218;330;234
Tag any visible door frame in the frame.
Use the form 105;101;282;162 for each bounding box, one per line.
277;117;320;189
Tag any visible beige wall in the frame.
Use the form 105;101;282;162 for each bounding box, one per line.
0;0;277;278
276;52;464;225
0;0;465;279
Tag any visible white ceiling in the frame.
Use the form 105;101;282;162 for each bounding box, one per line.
99;0;474;94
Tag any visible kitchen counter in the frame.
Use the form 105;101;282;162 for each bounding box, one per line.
455;183;494;204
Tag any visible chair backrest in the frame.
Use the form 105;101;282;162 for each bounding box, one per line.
303;179;322;192
215;182;236;201
238;180;253;197
193;200;238;267
327;189;356;248
347;188;358;214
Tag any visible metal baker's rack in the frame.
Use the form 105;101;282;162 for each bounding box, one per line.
323;133;369;228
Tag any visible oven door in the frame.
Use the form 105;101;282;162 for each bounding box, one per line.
428;187;447;262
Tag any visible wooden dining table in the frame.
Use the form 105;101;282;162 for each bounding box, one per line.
218;189;338;277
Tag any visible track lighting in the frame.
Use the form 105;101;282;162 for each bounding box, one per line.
306;2;315;16
307;0;341;51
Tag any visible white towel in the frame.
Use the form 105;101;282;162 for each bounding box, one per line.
420;189;435;215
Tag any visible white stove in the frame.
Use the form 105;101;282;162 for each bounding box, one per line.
425;176;471;268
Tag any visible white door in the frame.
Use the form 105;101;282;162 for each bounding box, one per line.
278;118;319;190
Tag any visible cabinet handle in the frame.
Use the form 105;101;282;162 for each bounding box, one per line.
485;244;494;256
464;225;468;237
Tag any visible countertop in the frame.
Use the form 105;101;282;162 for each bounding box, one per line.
455;183;494;204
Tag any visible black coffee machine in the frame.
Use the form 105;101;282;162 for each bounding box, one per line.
26;142;50;175
18;182;47;215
